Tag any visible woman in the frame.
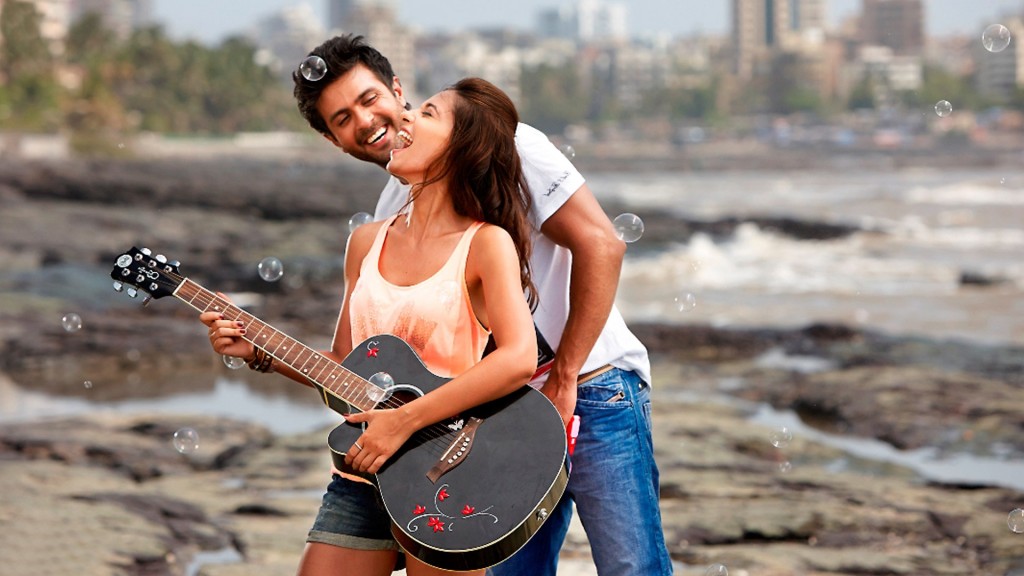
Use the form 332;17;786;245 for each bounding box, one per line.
201;77;538;576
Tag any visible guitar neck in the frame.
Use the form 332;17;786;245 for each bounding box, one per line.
173;278;378;413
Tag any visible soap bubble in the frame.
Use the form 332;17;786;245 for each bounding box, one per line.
83;380;93;389
982;24;1012;53
770;426;793;448
777;460;792;473
223;355;247;370
367;372;395;403
258;257;284;282
349;212;373;233
1009;508;1024;533
299;55;327;81
61;313;83;332
172;427;200;454
561;144;576;159
705;563;728;576
612;213;644;243
934;100;953;117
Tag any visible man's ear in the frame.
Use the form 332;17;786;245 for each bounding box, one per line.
392;76;407;109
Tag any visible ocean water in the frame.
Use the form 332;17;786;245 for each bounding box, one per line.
592;168;1024;346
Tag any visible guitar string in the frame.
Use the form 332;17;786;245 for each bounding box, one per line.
203;291;461;451
194;288;459;452
151;268;468;453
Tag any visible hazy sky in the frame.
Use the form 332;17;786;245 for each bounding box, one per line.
152;0;1024;44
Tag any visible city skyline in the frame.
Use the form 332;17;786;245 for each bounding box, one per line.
152;0;1024;44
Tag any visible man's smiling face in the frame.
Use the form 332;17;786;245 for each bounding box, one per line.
316;63;408;168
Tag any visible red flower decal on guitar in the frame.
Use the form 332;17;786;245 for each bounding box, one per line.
406;484;498;537
428;517;445;532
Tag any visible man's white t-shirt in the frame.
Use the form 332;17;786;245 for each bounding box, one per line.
373;122;651;386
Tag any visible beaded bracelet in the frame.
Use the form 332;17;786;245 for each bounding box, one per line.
247;347;275;373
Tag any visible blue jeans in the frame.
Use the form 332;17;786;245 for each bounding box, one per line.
490;368;673;576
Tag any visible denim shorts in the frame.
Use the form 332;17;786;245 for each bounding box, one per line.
306;474;402;551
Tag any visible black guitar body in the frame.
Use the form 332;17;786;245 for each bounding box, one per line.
326;334;568;571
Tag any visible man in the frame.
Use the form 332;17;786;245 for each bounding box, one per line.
292;35;673;576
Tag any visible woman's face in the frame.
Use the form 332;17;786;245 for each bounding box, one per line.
386;90;456;184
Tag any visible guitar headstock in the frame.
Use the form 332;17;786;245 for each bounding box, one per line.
110;247;183;303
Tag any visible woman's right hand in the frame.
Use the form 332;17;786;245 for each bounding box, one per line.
200;307;255;362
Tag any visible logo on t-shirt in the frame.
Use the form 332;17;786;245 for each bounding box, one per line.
545;171;571;196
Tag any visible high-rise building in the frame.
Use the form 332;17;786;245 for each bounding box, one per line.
328;0;416;99
860;0;924;56
731;0;825;78
248;4;325;84
535;0;628;43
326;0;396;33
975;18;1024;100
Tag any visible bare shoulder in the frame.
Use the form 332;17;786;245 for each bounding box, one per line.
467;223;517;274
345;220;384;261
470;223;515;254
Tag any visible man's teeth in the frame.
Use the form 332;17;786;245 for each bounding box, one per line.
366;126;386;145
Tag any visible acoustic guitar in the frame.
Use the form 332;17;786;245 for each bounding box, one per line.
110;246;568;571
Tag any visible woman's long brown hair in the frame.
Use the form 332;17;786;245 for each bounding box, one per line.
410;77;537;309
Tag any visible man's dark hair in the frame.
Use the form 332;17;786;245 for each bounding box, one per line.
292;34;398;137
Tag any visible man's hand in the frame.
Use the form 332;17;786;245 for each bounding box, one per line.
540;369;578;426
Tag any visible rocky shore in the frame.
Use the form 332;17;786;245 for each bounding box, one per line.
2;157;1024;575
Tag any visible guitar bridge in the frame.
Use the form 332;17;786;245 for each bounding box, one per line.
426;417;483;483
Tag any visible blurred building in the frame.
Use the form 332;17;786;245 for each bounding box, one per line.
840;44;923;107
860;0;924;56
535;0;628;43
975;18;1024;100
732;0;825;79
326;0;415;99
247;3;325;84
70;0;153;39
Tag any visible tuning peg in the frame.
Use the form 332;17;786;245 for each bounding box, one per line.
142;295;153;307
113;281;124;292
156;254;167;263
126;287;138;298
169;260;180;268
140;247;152;256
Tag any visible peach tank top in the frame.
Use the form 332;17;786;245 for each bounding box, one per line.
348;216;490;377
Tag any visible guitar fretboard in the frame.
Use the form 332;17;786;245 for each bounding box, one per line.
174;278;380;413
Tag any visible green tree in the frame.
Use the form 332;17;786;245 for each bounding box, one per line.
644;81;719;121
900;65;988;111
847;75;877;110
519;63;587;134
767;52;823;115
64;12;132;153
0;0;61;131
